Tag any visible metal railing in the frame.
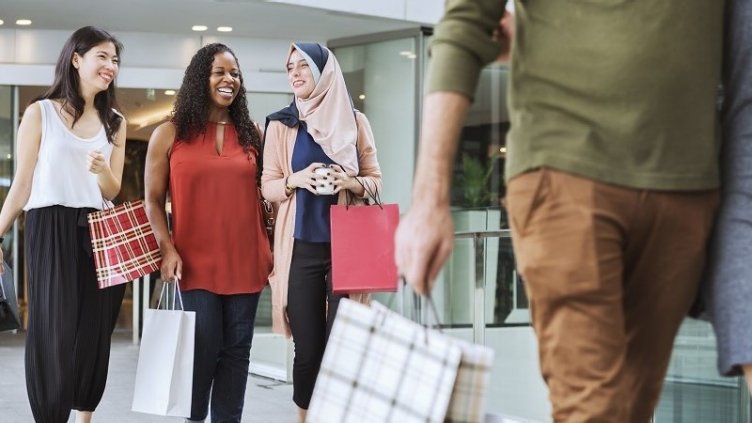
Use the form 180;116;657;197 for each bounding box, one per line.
454;229;512;344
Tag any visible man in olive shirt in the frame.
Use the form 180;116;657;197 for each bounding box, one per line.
395;0;724;421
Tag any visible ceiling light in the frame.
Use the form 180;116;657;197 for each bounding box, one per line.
0;20;4;26
406;53;417;60
217;26;233;32
358;94;366;100
16;19;32;26
164;90;176;96
399;51;413;56
192;25;208;31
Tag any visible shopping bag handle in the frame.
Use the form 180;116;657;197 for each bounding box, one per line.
156;279;185;311
383;277;444;335
100;197;115;210
345;177;383;210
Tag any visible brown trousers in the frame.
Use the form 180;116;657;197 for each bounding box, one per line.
505;168;718;423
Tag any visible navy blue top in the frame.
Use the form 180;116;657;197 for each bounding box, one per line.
291;126;338;242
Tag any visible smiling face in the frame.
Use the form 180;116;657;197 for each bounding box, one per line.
208;51;241;109
72;41;119;95
287;49;315;100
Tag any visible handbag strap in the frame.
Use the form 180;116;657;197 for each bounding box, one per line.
0;272;6;300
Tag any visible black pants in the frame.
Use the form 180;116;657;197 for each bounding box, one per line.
287;240;346;409
25;206;125;423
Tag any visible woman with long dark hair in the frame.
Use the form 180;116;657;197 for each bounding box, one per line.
0;26;127;423
261;42;382;423
144;43;272;422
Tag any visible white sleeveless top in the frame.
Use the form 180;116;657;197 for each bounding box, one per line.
24;99;114;211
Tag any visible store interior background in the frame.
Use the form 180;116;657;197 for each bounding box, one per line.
0;0;748;421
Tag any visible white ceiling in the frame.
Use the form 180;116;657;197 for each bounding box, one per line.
0;0;417;41
3;0;422;141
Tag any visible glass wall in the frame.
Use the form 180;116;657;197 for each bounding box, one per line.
0;86;18;317
331;31;419;211
0;85;13;222
656;320;749;422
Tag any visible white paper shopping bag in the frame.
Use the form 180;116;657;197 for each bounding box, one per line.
131;282;195;417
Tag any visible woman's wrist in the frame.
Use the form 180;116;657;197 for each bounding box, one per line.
347;176;362;193
284;176;294;195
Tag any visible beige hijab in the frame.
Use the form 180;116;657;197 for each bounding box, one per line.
288;43;359;175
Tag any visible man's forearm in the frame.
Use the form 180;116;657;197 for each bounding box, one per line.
412;91;471;206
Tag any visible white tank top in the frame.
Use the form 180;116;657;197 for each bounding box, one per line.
24;99;114;211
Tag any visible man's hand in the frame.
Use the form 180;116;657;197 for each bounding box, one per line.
395;204;455;295
394;92;470;295
494;10;515;63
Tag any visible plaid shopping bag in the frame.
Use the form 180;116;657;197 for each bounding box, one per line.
307;299;462;423
88;200;161;288
446;339;495;423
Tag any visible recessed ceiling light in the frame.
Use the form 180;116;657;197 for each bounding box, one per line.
358;94;366;100
399;51;413;56
0;20;4;26
217;26;232;32
192;25;208;31
164;90;176;96
16;19;32;26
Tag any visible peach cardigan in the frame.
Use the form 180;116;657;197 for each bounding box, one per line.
261;111;383;337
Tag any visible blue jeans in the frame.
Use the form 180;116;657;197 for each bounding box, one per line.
181;290;260;423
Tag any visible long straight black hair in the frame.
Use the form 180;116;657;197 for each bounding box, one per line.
36;26;123;144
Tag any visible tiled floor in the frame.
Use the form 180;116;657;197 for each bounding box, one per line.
0;331;296;422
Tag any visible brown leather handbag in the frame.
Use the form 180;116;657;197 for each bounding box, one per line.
258;188;275;247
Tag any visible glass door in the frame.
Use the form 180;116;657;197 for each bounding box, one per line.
0;85;19;322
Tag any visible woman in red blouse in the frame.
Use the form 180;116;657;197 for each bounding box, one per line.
144;43;272;422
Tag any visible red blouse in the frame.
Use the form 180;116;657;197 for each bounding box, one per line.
169;122;271;294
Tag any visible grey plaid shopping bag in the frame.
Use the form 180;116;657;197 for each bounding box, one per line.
307;298;463;423
445;339;495;423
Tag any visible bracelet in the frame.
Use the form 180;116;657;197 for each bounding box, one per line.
284;176;294;194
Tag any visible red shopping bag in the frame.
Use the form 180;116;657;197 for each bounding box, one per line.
330;202;399;294
88;200;162;289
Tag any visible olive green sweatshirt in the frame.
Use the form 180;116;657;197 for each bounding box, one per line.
427;0;724;190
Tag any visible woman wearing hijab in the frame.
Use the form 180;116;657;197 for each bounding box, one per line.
261;42;382;422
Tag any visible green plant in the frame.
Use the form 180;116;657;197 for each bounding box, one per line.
461;153;498;208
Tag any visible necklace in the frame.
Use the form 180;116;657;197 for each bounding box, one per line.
212;121;228;125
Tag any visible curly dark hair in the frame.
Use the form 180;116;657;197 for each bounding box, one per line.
172;43;261;155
